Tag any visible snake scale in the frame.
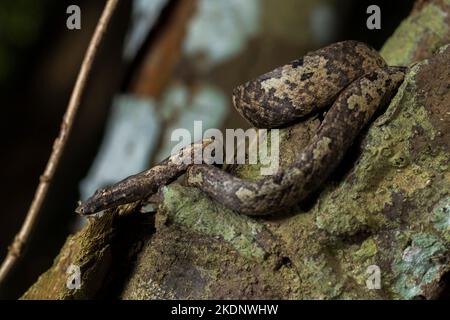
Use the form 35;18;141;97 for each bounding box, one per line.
76;40;406;216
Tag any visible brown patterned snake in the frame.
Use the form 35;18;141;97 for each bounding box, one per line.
76;41;406;216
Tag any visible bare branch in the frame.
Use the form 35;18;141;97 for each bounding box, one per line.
0;0;120;289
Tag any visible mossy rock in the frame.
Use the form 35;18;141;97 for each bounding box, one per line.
22;0;450;300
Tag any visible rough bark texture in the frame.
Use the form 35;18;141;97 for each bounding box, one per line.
22;0;450;300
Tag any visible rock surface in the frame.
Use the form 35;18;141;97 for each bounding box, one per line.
22;0;450;300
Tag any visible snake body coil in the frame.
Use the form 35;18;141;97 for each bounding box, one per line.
76;41;406;216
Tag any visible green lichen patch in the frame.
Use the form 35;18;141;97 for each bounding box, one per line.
354;238;378;259
433;197;450;242
21;202;149;300
128;40;450;298
134;38;450;300
381;1;450;65
267;212;347;299
22;211;118;300
161;183;278;261
22;1;450;300
269;45;450;299
121;223;301;299
392;233;449;299
314;50;450;238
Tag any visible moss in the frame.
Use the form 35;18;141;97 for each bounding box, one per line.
271;46;449;299
22;212;117;300
355;239;378;259
21;2;450;300
314;57;449;237
121;223;301;299
381;2;450;65
151;47;450;299
161;184;274;261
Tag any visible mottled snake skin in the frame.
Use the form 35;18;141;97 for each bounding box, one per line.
77;41;406;216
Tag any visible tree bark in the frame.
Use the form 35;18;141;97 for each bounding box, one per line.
22;0;450;300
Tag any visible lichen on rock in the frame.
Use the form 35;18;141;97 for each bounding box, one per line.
120;44;450;300
21;0;450;300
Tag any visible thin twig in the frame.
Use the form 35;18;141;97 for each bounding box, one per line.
0;0;120;289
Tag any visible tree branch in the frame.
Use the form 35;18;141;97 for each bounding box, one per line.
0;0;120;289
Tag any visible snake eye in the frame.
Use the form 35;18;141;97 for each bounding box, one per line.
75;205;84;214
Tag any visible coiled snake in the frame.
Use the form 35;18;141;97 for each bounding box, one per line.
76;41;406;216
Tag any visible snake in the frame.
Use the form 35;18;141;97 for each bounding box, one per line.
76;40;406;216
